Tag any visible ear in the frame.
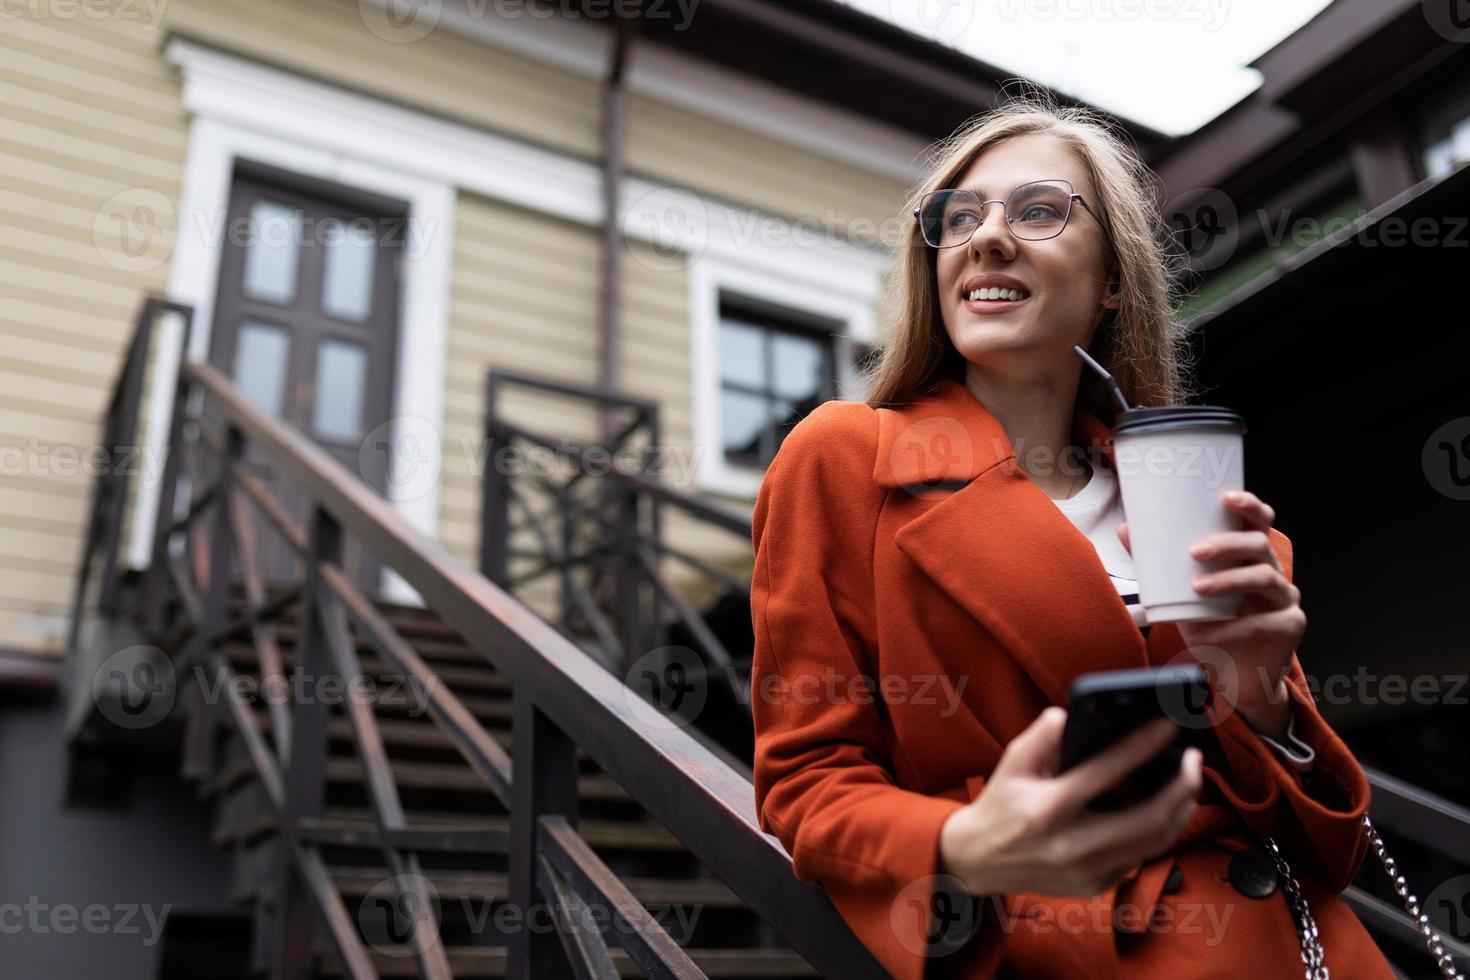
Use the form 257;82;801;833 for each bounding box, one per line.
1101;277;1122;312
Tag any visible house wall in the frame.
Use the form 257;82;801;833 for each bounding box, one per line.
0;0;913;653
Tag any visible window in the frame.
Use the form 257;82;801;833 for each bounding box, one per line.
718;303;838;468
688;259;883;498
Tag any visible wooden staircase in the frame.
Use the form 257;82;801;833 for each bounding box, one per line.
68;299;889;979
194;595;813;978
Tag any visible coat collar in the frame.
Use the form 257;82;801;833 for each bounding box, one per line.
878;379;1156;708
873;377;1115;488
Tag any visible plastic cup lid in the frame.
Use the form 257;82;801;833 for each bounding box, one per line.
1110;405;1247;437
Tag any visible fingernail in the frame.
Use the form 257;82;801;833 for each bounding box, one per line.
1225;491;1244;502
1190;542;1214;558
1193;577;1211;593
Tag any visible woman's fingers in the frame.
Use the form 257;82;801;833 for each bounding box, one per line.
1193;563;1299;609
995;706;1068;779
1059;748;1203;880
1224;490;1274;530
1188;529;1280;571
1053;717;1177;814
1178;604;1307;646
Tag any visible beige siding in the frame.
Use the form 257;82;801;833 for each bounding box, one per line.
0;1;903;654
0;13;185;653
625;93;913;248
440;194;603;618
163;0;602;158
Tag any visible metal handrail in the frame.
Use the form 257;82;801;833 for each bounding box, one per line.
169;355;885;976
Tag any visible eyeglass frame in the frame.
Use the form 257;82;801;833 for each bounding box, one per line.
912;178;1111;248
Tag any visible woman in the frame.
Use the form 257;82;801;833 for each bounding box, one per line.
749;98;1393;979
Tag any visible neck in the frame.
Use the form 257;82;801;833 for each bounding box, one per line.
963;359;1089;499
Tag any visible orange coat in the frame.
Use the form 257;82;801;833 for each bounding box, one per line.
750;379;1394;979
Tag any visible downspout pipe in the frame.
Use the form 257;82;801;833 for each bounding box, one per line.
599;5;640;444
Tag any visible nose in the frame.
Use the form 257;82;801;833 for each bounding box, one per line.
969;200;1016;259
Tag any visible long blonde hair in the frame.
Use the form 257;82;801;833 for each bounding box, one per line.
865;94;1192;419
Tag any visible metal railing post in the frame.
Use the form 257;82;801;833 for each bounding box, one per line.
507;693;580;980
273;504;342;980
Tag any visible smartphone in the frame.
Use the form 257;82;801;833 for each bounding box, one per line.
1057;665;1211;811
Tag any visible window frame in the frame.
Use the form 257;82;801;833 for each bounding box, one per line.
717;300;841;469
689;257;878;498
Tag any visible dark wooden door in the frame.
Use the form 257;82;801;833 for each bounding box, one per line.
207;174;402;595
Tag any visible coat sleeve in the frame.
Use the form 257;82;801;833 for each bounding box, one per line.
750;401;1003;980
1202;528;1372;892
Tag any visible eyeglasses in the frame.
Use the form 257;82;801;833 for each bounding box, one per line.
913;179;1106;248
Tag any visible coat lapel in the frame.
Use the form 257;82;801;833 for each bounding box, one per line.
878;379;1150;708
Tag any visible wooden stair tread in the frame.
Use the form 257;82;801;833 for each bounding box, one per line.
321;946;818;977
327;866;742;905
214;807;683;852
213;755;627;802
220;644;512;693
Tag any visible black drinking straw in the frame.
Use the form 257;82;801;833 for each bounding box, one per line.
1073;345;1132;414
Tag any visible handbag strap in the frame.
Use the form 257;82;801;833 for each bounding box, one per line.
1262;813;1465;980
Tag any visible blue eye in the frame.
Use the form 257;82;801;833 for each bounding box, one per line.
1019;205;1062;222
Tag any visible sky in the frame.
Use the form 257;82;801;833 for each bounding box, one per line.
835;0;1337;136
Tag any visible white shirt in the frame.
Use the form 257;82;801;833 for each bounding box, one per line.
1049;462;1316;772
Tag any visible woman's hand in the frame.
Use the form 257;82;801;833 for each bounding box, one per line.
939;707;1202;897
1118;490;1305;740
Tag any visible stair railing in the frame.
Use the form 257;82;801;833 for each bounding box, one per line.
107;298;889;979
481;369;754;707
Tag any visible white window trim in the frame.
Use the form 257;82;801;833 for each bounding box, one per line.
131;44;456;604
143;39;895;584
689;256;879;500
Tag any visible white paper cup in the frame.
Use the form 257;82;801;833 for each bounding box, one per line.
1110;407;1247;624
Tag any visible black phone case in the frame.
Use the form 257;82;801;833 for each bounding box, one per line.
1057;665;1212;811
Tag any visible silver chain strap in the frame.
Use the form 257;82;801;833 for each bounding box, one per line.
1262;813;1465;980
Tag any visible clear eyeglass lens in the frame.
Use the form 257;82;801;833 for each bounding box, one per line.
921;181;1074;246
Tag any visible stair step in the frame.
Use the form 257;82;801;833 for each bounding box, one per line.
215;806;683;853
221;643;513;694
327;866;742;906
227;597;474;647
212;754;628;804
265;622;485;665
321;946;818;978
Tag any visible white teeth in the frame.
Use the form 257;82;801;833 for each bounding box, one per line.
967;287;1028;302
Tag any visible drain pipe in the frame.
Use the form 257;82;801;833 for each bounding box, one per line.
599;6;640;444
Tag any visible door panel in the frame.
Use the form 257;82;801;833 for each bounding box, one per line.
208;175;402;595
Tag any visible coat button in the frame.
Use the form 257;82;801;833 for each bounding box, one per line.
1163;864;1185;894
1227;848;1279;898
